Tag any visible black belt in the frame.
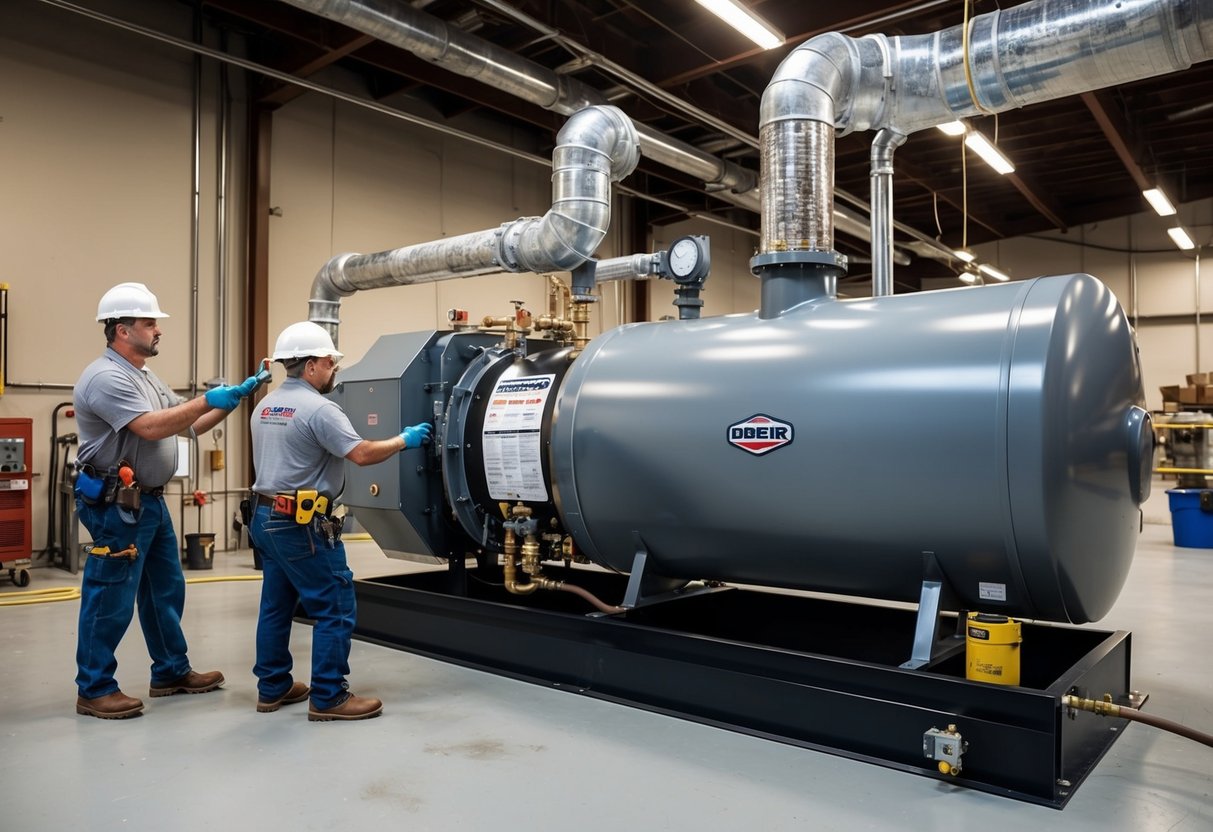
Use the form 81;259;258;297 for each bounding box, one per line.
141;486;165;497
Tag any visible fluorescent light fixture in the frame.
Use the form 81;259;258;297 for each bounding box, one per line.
964;132;1015;174
978;263;1010;282
1168;226;1196;250
953;249;976;263
695;0;784;50
1143;187;1177;217
958;270;980;285
936;121;967;137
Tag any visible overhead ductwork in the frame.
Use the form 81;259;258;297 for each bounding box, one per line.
760;0;1213;282
308;104;638;333
276;0;908;258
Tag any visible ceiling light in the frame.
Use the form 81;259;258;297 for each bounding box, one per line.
964;132;1015;175
1168;226;1196;251
953;249;976;263
958;270;980;285
695;0;784;50
936;121;967;137
978;263;1010;281
1142;187;1177;217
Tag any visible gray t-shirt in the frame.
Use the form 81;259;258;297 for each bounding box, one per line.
74;347;185;487
250;377;364;498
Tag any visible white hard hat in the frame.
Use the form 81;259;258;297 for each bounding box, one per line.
272;321;344;363
96;282;170;321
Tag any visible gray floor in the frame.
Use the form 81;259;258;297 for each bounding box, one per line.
2;490;1211;831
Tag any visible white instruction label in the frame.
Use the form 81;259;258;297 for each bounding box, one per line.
978;581;1007;602
482;374;554;502
0;479;29;491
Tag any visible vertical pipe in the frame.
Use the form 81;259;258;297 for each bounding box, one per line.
1197;252;1202;372
216;40;231;549
190;3;201;399
870;129;906;297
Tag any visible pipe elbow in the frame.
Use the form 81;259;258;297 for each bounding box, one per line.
761;33;893;135
760;32;858;131
556;104;641;182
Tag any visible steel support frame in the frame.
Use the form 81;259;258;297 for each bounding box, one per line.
352;568;1133;808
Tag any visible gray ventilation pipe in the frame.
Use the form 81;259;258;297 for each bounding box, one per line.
760;0;1213;274
308;104;639;332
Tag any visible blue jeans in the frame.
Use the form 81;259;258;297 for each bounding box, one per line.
75;495;192;699
248;504;355;710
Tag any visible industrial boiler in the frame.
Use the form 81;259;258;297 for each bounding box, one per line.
279;0;1213;807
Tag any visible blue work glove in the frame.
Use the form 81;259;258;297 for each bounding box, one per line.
205;384;245;412
400;422;433;449
236;361;273;397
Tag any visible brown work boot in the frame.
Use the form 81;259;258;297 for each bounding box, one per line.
256;681;311;713
148;669;225;697
308;693;383;722
77;690;144;719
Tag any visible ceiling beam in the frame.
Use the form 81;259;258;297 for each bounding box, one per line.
261;33;376;106
1081;90;1169;211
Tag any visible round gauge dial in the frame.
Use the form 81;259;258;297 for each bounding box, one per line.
669;237;701;278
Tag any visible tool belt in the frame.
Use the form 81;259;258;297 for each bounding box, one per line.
76;461;160;508
255;490;331;525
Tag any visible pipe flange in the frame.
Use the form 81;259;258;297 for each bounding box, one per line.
750;250;848;274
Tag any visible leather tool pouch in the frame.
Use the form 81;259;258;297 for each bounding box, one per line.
239;497;253;527
115;485;141;511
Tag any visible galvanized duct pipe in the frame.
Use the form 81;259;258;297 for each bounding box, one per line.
308;104;639;332
761;0;1213;260
870;128;906;296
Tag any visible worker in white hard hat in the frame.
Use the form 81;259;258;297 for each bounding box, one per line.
72;282;268;719
247;321;431;721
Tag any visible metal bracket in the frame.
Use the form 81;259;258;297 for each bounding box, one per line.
621;538;698;608
900;550;967;670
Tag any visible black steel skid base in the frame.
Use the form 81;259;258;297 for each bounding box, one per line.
352;565;1135;808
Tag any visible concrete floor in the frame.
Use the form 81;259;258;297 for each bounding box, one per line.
1;491;1210;831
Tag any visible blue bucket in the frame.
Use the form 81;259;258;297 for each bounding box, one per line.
1166;489;1213;548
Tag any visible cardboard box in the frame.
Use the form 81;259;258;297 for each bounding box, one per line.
1180;386;1201;404
1164;401;1181;412
1187;372;1211;386
1161;385;1182;402
1199;386;1213;405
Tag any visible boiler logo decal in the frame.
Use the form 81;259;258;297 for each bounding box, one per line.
727;414;794;456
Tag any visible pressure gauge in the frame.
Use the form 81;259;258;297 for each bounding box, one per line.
662;235;710;284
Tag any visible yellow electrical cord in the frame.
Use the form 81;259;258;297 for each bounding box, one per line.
0;573;263;607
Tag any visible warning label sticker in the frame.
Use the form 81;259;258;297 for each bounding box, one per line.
482;374;554;501
978;581;1007;602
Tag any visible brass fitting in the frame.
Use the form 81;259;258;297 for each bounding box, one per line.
570;299;592;355
503;503;548;595
481;304;534;350
1062;693;1122;717
548;274;571;319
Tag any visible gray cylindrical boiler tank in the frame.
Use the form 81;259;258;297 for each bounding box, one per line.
550;274;1152;624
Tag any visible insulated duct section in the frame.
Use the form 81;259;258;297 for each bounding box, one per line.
308;104;639;332
759;0;1213;294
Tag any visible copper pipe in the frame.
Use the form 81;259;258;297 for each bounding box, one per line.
555;582;625;614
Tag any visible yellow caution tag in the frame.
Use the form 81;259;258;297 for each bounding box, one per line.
88;545;111;556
